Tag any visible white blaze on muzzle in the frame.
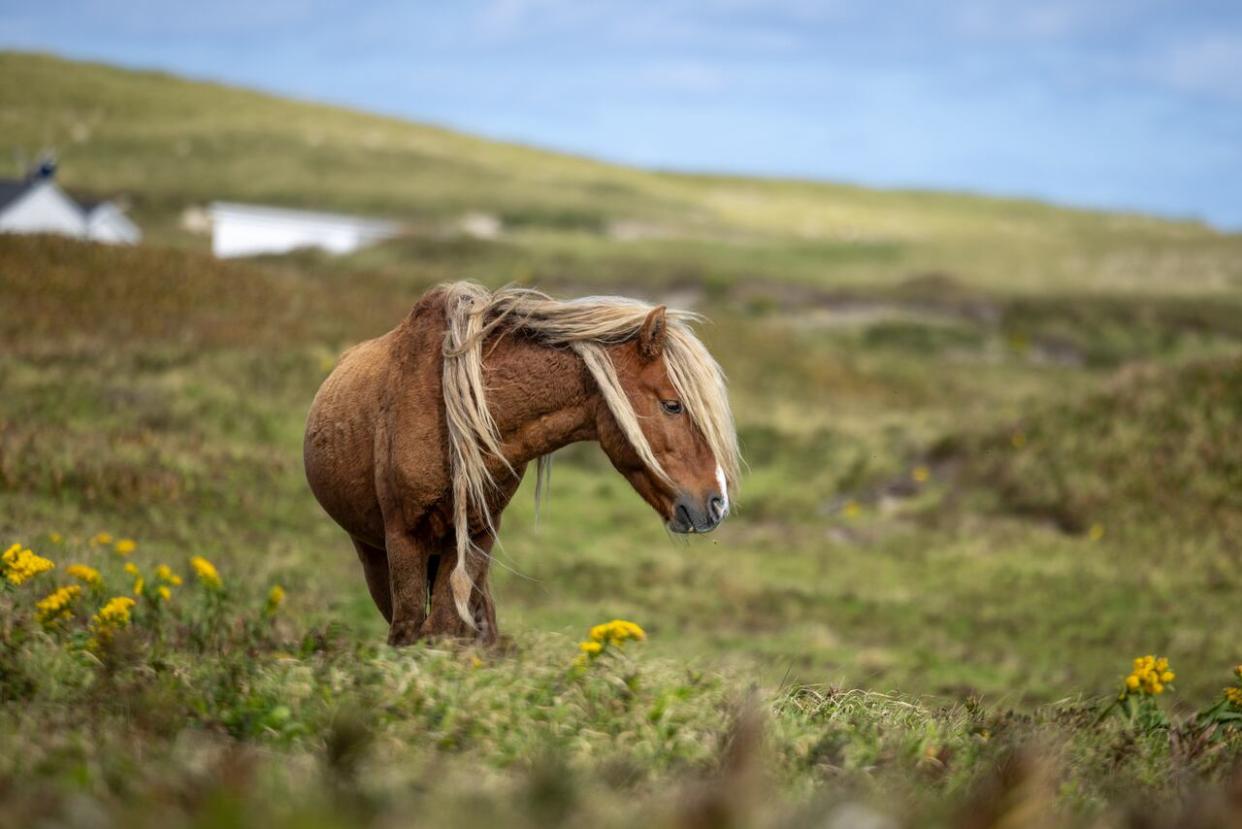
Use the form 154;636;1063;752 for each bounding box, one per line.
715;464;729;517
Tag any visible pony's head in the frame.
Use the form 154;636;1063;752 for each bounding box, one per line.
595;306;736;534
438;282;740;626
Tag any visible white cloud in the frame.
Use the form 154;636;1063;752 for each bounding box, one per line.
635;59;727;93
1160;32;1242;100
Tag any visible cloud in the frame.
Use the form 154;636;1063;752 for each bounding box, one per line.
1159;32;1242;100
635;59;727;94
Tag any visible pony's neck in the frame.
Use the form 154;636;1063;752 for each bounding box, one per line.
485;335;600;467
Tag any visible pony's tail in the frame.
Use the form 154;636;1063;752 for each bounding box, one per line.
450;464;479;630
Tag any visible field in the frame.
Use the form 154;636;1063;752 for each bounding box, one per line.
2;52;1242;827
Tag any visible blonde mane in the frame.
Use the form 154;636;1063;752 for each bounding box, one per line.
438;282;740;625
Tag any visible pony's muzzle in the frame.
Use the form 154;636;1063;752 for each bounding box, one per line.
669;492;727;534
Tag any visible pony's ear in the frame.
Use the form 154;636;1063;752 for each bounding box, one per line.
637;306;667;361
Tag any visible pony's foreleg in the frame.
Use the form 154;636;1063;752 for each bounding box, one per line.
422;528;498;645
385;528;431;646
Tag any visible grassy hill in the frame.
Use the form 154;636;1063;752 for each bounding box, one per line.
2;53;1242;827
4;50;1242;294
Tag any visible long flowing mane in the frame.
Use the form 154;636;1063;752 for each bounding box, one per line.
437;281;741;624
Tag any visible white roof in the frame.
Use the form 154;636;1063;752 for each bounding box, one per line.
209;201;401;233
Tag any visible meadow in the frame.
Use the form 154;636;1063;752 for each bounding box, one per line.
2;52;1242;827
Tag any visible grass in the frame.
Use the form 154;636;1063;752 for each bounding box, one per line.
2;53;1242;826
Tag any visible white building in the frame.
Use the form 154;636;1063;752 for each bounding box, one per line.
209;201;402;258
0;165;141;244
82;201;142;244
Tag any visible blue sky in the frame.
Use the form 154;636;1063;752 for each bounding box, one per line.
3;1;1241;227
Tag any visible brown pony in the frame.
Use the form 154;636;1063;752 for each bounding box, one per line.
304;282;740;645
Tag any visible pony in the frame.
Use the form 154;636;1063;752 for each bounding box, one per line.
303;282;740;645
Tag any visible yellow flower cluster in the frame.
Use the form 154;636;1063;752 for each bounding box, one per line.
574;619;646;668
36;585;82;627
190;556;222;590
1125;655;1175;696
90;596;136;647
95;595;135;625
588;619;646;646
124;562;144;596
1222;665;1242;708
155;564;183;586
154;564;182;602
113;538;137;556
91;532;112;546
3;543;55;585
66;564;102;587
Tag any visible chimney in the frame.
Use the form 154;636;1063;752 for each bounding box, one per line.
30;155;57;181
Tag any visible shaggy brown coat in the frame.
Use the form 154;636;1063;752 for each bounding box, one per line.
304;285;734;645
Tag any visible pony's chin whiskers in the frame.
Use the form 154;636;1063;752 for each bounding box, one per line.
663;524;692;544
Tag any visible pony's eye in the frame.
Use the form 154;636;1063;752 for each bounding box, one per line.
660;400;684;415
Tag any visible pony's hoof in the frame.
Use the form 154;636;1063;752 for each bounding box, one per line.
387;619;422;647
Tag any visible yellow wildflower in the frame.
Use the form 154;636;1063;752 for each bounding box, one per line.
49;532;63;544
36;585;82;626
1123;654;1175;697
911;466;930;484
1088;524;1104;542
132;576;144;596
157;585;172;602
189;556;222;590
66;564;102;587
579;640;603;655
587;619;646;647
265;584;286;615
90;596;136;648
1225;687;1242;707
124;562;140;576
95;596;135;625
3;543;55;585
155;564;182;586
113;538;137;556
842;500;861;519
91;532;113;546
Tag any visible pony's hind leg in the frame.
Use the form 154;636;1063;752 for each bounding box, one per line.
352;537;392;624
422;529;498;645
385;528;432;646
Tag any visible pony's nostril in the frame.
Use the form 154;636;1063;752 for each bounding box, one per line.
708;495;726;521
675;503;693;528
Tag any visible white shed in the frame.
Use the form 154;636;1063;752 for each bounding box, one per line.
209;201;401;258
0;165;141;244
83;201;142;244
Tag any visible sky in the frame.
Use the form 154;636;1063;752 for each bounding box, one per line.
2;0;1241;228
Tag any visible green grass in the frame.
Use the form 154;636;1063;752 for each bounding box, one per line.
2;52;1242;826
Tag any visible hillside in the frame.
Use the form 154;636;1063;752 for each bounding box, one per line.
3;51;1242;294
